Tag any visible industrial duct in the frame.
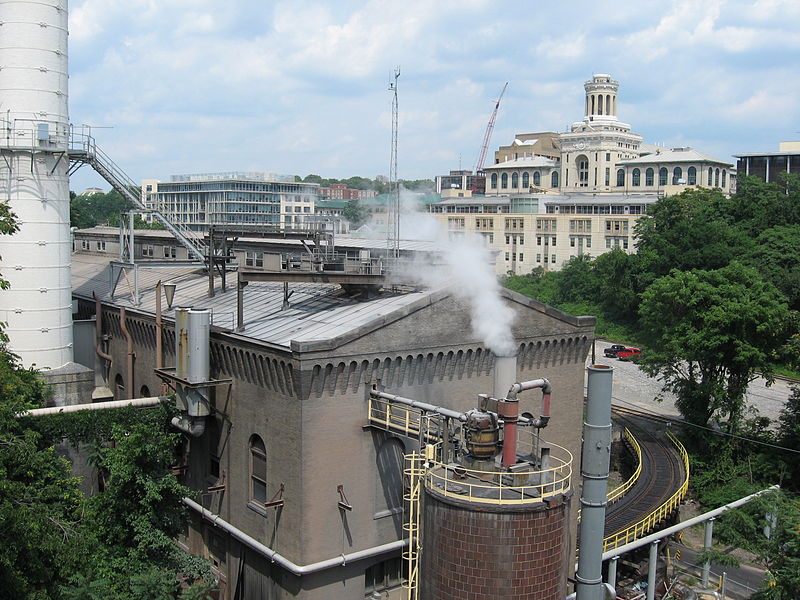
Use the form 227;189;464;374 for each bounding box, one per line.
171;308;211;437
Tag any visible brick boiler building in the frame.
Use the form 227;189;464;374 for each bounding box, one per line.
71;252;594;599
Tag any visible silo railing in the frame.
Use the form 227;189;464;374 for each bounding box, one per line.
424;441;573;505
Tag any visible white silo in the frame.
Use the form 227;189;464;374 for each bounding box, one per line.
0;0;73;369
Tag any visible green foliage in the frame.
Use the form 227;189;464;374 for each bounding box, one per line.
638;263;791;431
70;190;134;228
777;387;800;490
634;187;752;279
0;201;20;292
343;198;366;226
743;225;800;310
750;492;800;599
0;345;85;599
591;249;643;323
295;174;434;195
718;174;800;237
503;267;560;306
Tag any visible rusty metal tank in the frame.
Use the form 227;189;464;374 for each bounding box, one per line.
463;409;500;459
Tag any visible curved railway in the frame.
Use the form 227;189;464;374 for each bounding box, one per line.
604;408;686;545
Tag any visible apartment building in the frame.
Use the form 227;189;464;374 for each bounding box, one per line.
141;172;319;231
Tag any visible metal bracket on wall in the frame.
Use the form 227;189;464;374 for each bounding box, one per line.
207;470;226;492
154;367;232;393
264;483;285;509
337;484;353;511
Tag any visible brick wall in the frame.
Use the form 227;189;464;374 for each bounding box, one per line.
421;488;570;600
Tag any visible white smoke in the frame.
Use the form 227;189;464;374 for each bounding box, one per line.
375;189;517;356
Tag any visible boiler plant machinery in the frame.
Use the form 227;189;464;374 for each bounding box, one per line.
367;356;575;600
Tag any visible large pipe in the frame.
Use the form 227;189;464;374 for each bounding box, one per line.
17;396;165;417
120;307;134;399
601;485;781;561
93;292;113;365
172;308;210;435
171;414;206;437
501;377;551;468
370;389;539;426
183;497;406;575
576;365;613;600
155;281;163;370
370;390;467;422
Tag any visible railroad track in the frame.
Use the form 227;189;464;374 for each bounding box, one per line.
604;411;685;542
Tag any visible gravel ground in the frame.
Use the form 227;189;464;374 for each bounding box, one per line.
585;340;796;425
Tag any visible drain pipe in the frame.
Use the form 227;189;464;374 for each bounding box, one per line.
576;365;614;600
120;307;135;399
500;377;551;468
93;293;113;386
183;497;406;575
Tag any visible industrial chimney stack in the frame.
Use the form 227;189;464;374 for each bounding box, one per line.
0;0;73;369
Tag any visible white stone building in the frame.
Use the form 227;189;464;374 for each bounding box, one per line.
431;73;735;274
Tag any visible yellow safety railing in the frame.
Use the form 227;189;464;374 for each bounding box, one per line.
424;442;573;505
608;428;643;504
402;452;424;600
602;429;690;551
368;396;424;438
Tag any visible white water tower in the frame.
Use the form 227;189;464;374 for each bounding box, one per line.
0;0;73;369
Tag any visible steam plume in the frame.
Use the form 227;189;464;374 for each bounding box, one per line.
381;189;517;356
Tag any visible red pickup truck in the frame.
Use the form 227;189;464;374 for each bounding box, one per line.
616;348;641;362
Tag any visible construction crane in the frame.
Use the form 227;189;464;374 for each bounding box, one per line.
474;82;508;175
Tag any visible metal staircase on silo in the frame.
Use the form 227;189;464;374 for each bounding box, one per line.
68;132;208;263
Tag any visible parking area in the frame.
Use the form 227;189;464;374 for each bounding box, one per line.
586;340;795;425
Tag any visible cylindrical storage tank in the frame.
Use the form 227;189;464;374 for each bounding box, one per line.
0;0;72;369
420;488;571;600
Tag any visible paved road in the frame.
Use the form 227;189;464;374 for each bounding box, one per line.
668;542;765;600
586;341;796;425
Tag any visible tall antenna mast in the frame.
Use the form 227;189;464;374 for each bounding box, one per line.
387;67;400;259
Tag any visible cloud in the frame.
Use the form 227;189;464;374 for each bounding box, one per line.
65;0;800;194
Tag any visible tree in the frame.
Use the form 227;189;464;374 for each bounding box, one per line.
343;198;366;227
0;344;85;599
638;263;792;432
776;387;800;490
719;173;800;237
743;225;800;310
749;492;800;600
591;248;642;323
70;190;134;228
634;188;751;280
553;255;597;305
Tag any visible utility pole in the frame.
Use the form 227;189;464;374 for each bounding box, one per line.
387;67;400;260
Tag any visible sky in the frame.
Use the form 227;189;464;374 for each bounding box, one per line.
67;0;800;193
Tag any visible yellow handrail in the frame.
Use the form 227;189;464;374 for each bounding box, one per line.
607;427;643;504
423;442;573;505
602;430;690;551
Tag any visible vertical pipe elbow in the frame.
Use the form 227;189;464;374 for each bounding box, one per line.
171;414;206;437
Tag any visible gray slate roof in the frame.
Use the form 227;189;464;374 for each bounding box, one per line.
619;147;732;166
72;253;436;349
